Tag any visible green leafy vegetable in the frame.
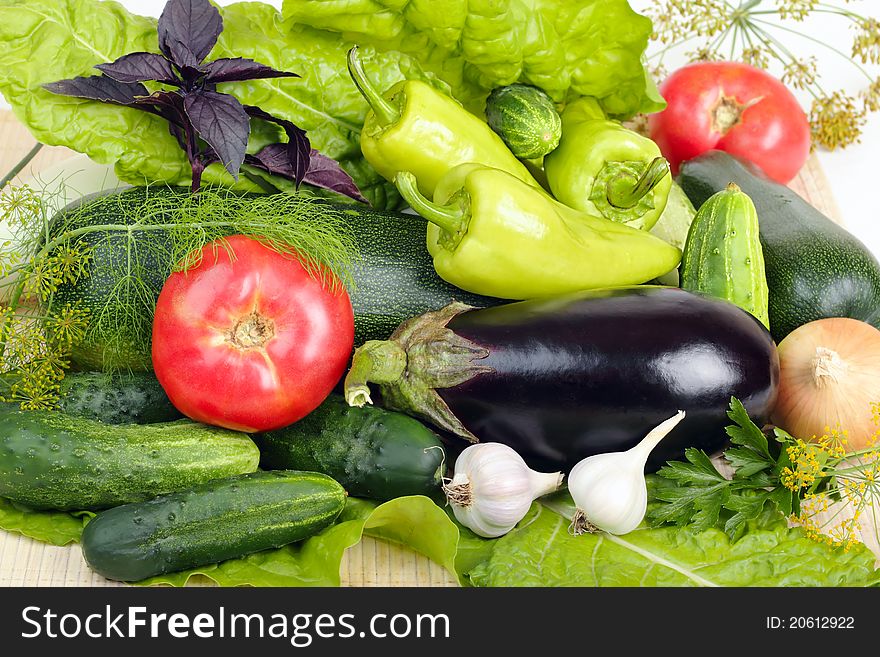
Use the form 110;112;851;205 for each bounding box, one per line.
0;497;89;546
467;502;880;587
0;0;442;208
282;0;665;119
648;398;795;538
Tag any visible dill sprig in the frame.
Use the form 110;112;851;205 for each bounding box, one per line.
0;182;359;403
646;0;880;149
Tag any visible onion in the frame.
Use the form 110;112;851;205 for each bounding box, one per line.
772;318;880;450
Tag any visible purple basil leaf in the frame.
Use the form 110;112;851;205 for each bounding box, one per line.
203;57;300;84
43;75;148;105
303;150;368;204
158;0;222;67
95;52;179;85
243;105;310;182
131;90;187;127
249;146;368;204
183;89;249;179
178;64;207;88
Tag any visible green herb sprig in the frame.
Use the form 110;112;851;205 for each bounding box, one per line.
649;397;880;552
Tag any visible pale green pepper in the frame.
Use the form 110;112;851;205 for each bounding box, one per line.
544;98;672;231
395;163;681;300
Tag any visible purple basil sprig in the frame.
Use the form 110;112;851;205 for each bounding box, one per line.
43;0;366;202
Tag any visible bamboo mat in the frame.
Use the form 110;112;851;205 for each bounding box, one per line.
0;110;846;587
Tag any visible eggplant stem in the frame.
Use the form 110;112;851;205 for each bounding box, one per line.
347;46;399;128
605;157;670;209
343;339;407;407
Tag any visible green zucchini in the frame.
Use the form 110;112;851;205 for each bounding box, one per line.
56;371;182;424
0;409;259;510
680;183;770;328
254;394;445;501
53;187;505;370
678;151;880;340
485;84;562;160
81;470;345;582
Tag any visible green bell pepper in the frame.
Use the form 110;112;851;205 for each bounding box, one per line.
394;163;681;300
347;46;537;197
544;99;672;230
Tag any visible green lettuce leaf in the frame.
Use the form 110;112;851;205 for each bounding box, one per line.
0;497;88;546
282;0;665;118
467;501;880;587
0;0;442;208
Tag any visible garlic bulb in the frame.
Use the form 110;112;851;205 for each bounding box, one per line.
444;443;563;538
568;411;686;536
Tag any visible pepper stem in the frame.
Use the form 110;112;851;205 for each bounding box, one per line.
343;340;408;407
394;171;467;237
346;46;399;128
605;157;670;209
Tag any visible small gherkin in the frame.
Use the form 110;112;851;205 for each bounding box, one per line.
485;84;562;160
680;183;770;329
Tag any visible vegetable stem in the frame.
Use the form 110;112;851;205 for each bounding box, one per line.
0;143;43;191
606;157;670;209
343;340;407;407
394;172;467;236
347;46;399;128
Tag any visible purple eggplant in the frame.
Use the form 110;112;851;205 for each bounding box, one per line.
344;286;779;472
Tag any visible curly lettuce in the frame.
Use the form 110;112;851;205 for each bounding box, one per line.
282;0;665;118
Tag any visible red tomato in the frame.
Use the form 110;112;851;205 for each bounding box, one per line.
152;235;354;432
649;61;811;183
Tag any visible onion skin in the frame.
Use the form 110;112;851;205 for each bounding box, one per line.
772;318;880;450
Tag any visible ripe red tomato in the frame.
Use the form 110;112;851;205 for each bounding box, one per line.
649;61;811;183
152;235;354;432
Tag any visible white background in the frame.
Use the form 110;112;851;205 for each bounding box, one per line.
2;0;878;257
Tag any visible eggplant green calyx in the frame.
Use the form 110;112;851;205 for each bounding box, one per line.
343;303;492;442
394;172;470;249
590;157;670;225
347;45;400;128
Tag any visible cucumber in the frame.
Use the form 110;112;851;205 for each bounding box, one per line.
678;151;880;340
680;183;770;328
254;394;445;501
82;471;345;582
485;84;562;160
53;187;505;369
0;409;259;510
56;371;182;424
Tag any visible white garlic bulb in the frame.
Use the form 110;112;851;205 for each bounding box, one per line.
568;410;686;536
444;443;563;538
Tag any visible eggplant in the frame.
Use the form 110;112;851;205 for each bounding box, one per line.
344;286;779;471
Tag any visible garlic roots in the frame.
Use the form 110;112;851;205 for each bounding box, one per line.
444;443;563;538
568;411;686;536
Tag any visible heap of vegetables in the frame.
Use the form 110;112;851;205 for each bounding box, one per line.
0;0;879;588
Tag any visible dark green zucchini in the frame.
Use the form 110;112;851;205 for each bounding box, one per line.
254;394;445;501
81;471;345;582
56;371;182;424
678;151;880;340
0;408;259;510
52;187;505;370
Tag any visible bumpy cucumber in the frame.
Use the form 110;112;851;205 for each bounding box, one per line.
680;183;770;328
81;471;346;582
485;84;562;159
56;371;182;424
0;409;259;510
254;394;445;501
